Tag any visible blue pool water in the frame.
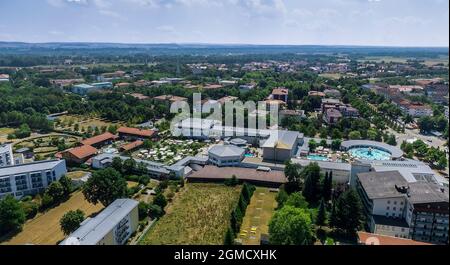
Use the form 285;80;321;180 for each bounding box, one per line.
307;154;329;161
348;147;391;160
245;153;255;157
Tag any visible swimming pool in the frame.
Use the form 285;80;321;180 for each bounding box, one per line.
348;147;391;160
307;154;329;161
245;153;255;158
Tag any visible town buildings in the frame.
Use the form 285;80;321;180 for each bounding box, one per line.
60;199;139;245
0;160;67;199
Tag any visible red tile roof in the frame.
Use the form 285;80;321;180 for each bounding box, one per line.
272;88;289;95
66;145;98;160
357;232;432;245
117;127;155;138
81;132;118;146
121;140;144;151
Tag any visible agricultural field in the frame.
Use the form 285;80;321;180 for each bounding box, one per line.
238;187;278;245
140;183;241;245
1;191;103;245
359;55;449;66
54;114;123;134
319;73;343;80
13;134;80;158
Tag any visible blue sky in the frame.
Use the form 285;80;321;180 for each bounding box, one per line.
0;0;448;46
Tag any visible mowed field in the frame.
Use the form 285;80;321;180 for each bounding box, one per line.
140;183;241;245
2;191;103;245
238;187;277;245
0;127;15;142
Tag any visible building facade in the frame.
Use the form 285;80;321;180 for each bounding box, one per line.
60;199;139;245
0;160;67;199
0;143;14;168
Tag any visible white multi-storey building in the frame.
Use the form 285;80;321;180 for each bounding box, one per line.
0;160;67;199
0;143;14;168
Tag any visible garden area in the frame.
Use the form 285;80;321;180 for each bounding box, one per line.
13;134;80;159
0;127;15;143
53;114;123;136
139;183;242;245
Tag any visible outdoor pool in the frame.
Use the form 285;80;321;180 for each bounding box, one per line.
348;147;391;160
307;154;329;161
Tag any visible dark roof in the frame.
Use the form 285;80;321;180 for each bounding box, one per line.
188;165;287;184
356;171;408;199
372;215;409;228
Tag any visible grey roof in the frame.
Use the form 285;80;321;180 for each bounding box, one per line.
341;140;404;159
0;160;65;177
357;171;409;199
373;215;409;228
358;159;447;185
209;145;245;158
407;182;449;204
73;84;94;89
61;199;138;245
229;138;247;146
262;130;300;150
357;171;449;203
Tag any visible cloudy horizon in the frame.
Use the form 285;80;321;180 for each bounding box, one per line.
0;0;448;47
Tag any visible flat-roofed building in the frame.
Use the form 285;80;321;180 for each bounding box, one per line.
60;199;139;245
262;131;302;162
208;145;245;167
0;143;14;168
0;160;67;199
355;170;449;244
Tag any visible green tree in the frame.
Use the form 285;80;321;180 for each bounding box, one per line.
224;227;234;245
275;187;289;209
148;204;163;219
316;198;327;226
437;156;448;170
284;160;302;192
331;139;341;151
82;168;127;206
58;175;73;198
111;157;123;172
348;131;361;140
269;206;314;245
153;193;167;209
0;196;26;235
301;163;322;203
46;181;65;203
138;202;150;220
123;158;136;174
332;189;364;236
284;192;309;209
60;209;85;236
322;172;333;202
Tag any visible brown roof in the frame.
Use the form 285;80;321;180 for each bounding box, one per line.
66;145;98;160
188;166;287;184
121;140;144;151
129;93;150;100
272;87;289;95
81;132;118;146
117;127;155;138
357;232;432;245
153;95;188;102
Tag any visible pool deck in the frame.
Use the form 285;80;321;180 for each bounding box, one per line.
341;140;403;159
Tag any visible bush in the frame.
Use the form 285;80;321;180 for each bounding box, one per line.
21;201;39;219
138;202;150;220
148;204;163;219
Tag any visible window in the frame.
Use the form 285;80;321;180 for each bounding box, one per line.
393;207;396;211
394;201;397;205
387;206;390;210
387;200;391;204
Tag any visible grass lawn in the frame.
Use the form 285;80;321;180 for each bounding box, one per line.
66;171;89;180
238;187;277;245
140;183;241;245
127;181;139;188
1;191;103;245
0;127;15;142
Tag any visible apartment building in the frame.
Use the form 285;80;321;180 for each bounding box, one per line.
0;160;67;199
0;143;14;168
60;199;139;245
355;171;449;244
